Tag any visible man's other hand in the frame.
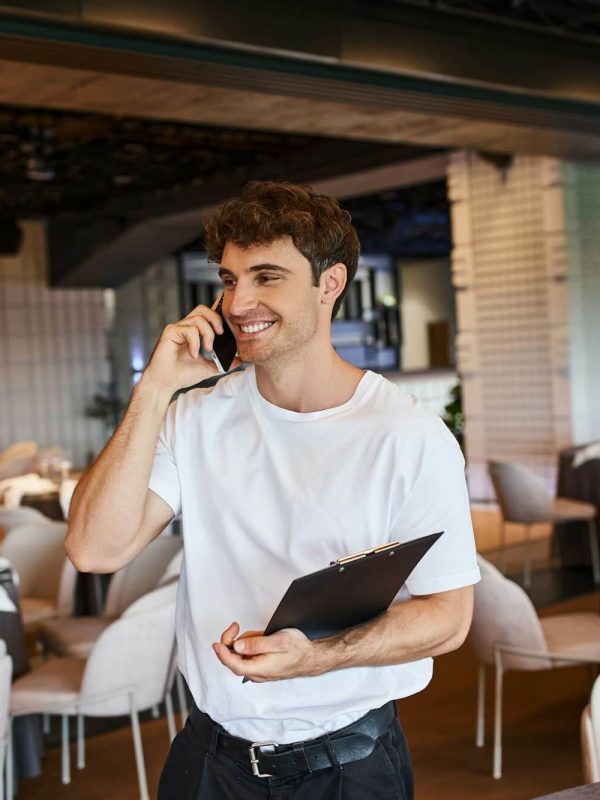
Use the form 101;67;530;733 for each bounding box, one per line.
212;622;322;682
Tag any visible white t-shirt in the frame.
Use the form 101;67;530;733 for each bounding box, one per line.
149;366;480;743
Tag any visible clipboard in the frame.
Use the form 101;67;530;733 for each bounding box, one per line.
263;530;443;640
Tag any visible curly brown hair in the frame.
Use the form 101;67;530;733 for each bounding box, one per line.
204;181;360;318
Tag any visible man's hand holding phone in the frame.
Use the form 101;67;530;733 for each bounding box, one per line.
142;299;240;394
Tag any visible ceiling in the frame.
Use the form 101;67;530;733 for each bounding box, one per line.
393;1;600;45
1;1;600;286
0;103;431;219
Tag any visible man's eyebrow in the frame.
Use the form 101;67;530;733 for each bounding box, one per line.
217;263;292;278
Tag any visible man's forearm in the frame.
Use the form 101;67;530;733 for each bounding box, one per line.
313;587;474;675
66;378;172;572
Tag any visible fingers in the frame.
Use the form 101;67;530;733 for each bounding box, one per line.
184;304;225;334
166;323;202;359
220;621;240;648
233;634;282;656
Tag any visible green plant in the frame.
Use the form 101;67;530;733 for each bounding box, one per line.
443;381;463;450
85;385;125;432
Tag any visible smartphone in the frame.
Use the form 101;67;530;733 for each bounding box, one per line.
211;293;238;373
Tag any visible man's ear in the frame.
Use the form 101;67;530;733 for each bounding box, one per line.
320;263;347;310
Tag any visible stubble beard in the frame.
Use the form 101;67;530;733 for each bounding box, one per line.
237;305;320;367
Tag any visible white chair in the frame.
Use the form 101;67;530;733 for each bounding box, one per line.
0;640;13;800
0;522;77;630
488;460;600;586
0;507;48;538
581;675;600;784
38;535;182;659
8;580;178;800
470;555;600;779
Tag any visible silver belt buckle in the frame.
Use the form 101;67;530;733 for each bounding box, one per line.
249;740;278;778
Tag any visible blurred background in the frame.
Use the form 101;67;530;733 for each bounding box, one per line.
1;2;600;799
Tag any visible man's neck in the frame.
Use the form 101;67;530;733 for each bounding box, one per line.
254;348;366;413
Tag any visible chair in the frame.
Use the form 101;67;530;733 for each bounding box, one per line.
8;580;178;800
38;535;182;659
581;675;600;784
0;507;48;539
0;640;13;800
488;460;600;586
470;555;600;779
0;522;77;630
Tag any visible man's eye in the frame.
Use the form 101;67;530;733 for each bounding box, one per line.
257;274;279;284
222;279;236;288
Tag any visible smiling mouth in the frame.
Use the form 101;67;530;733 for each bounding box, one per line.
238;321;276;334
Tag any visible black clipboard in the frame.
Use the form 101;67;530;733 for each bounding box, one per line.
264;531;443;640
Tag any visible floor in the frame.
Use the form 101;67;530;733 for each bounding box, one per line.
16;507;599;799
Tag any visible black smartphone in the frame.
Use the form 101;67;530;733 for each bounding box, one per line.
210;293;238;373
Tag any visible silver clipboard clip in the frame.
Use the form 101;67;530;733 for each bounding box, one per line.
331;540;400;566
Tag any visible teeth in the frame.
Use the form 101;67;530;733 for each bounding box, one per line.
240;321;275;334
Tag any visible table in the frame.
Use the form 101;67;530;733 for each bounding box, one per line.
552;446;600;568
20;491;63;521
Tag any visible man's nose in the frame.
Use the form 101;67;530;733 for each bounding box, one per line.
227;282;257;318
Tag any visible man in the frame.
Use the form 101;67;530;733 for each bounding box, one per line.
67;181;479;799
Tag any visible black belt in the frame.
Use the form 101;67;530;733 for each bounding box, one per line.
190;701;396;779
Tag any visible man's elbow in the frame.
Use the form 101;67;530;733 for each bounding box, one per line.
439;607;474;655
65;529;117;574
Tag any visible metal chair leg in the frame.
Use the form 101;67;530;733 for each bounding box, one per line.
61;714;71;784
151;705;160;719
493;650;504;779
77;713;85;769
476;663;485;747
42;713;50;735
165;692;176;742
175;670;188;729
499;519;507;573
5;719;13;800
129;693;149;800
523;524;532;588
587;519;600;584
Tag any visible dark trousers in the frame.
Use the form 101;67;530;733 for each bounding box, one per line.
158;705;414;800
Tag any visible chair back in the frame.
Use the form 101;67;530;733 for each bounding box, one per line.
80;580;178;716
0;639;13;770
582;704;600;784
103;535;182;617
0;522;69;601
158;548;184;586
0;506;47;538
470;555;551;670
488;461;554;523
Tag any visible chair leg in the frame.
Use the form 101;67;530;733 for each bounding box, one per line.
129;694;149;800
176;670;188;729
523;525;532;588
499;519;506;573
493;651;504;779
5;719;13;800
61;714;71;784
151;705;160;719
42;713;50;735
165;691;176;742
76;713;85;770
587;520;600;584
476;663;486;747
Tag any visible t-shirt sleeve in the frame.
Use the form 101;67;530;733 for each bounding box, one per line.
148;403;182;518
390;419;480;595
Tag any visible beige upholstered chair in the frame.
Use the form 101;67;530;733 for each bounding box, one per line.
581;675;600;784
38;535;182;659
470;556;600;779
0;640;13;800
0;507;47;539
0;522;77;630
8;580;178;800
488;460;600;586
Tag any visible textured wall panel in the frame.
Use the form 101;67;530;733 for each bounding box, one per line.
0;222;109;468
448;152;572;499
